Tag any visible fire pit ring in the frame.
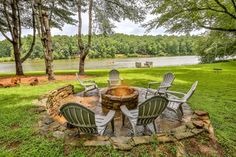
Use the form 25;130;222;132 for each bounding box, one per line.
101;86;139;110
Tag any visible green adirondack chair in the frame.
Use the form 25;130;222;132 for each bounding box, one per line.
145;72;175;98
60;102;115;136
120;96;169;135
166;81;198;121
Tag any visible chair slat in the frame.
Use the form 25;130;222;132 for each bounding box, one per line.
60;103;97;134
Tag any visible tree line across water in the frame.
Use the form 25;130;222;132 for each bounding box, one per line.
0;34;200;60
1;32;235;63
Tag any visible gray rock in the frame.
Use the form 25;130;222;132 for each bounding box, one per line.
39;125;49;135
84;140;111;146
53;131;65;139
132;136;151;145
58;125;67;131
92;136;109;141
174;131;194;140
44;117;54;125
49;122;61;131
156;135;174;143
194;110;209;116
186;122;195;129
65;129;78;137
110;136;133;150
191;128;204;135
193;120;204;128
36;107;46;113
171;125;187;133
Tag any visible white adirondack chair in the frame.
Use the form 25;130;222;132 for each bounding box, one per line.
166;81;198;120
76;73;98;96
107;69;123;86
145;72;175;98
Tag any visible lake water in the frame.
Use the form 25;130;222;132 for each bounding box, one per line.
0;56;200;73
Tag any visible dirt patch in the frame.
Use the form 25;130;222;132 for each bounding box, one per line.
10;123;20;130
64;145;72;156
0;74;93;86
6;141;21;150
183;133;224;157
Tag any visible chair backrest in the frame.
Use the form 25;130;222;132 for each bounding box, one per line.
60;102;97;134
160;72;175;87
137;96;168;125
109;69;120;80
135;62;142;68
183;81;198;100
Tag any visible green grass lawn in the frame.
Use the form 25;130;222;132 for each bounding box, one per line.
0;61;236;156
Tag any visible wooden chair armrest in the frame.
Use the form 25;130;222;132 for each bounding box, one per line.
96;110;115;127
120;105;136;119
159;85;171;88
166;90;186;96
168;98;186;103
148;82;160;88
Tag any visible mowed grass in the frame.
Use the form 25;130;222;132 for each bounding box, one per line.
0;61;236;156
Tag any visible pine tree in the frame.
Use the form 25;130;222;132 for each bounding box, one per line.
0;0;36;75
33;0;76;80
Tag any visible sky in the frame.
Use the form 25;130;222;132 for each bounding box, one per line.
0;14;203;41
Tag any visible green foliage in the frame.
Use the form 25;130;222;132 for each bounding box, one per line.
195;32;236;63
146;0;236;33
0;34;199;60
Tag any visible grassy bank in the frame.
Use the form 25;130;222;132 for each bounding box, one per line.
0;61;236;156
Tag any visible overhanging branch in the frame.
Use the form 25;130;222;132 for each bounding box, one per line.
0;31;13;43
199;24;236;32
214;0;236;20
231;0;236;12
21;4;36;63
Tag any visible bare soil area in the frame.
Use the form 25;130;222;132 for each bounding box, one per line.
0;74;92;86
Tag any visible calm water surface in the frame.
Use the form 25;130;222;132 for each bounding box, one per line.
0;56;200;73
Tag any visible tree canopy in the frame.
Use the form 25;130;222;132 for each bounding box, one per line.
145;0;236;33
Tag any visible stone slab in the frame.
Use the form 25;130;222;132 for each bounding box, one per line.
110;136;133;150
157;135;174;143
193;120;204;128
191;128;204;135
174;131;194;140
53;131;65;139
84;140;111;147
194;110;209;116
132;136;152;145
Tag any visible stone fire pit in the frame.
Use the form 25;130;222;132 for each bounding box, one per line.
101;86;139;110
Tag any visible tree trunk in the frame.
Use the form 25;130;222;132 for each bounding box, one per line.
36;0;55;80
13;43;24;75
78;0;93;75
41;11;55;80
11;0;23;75
79;53;86;74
